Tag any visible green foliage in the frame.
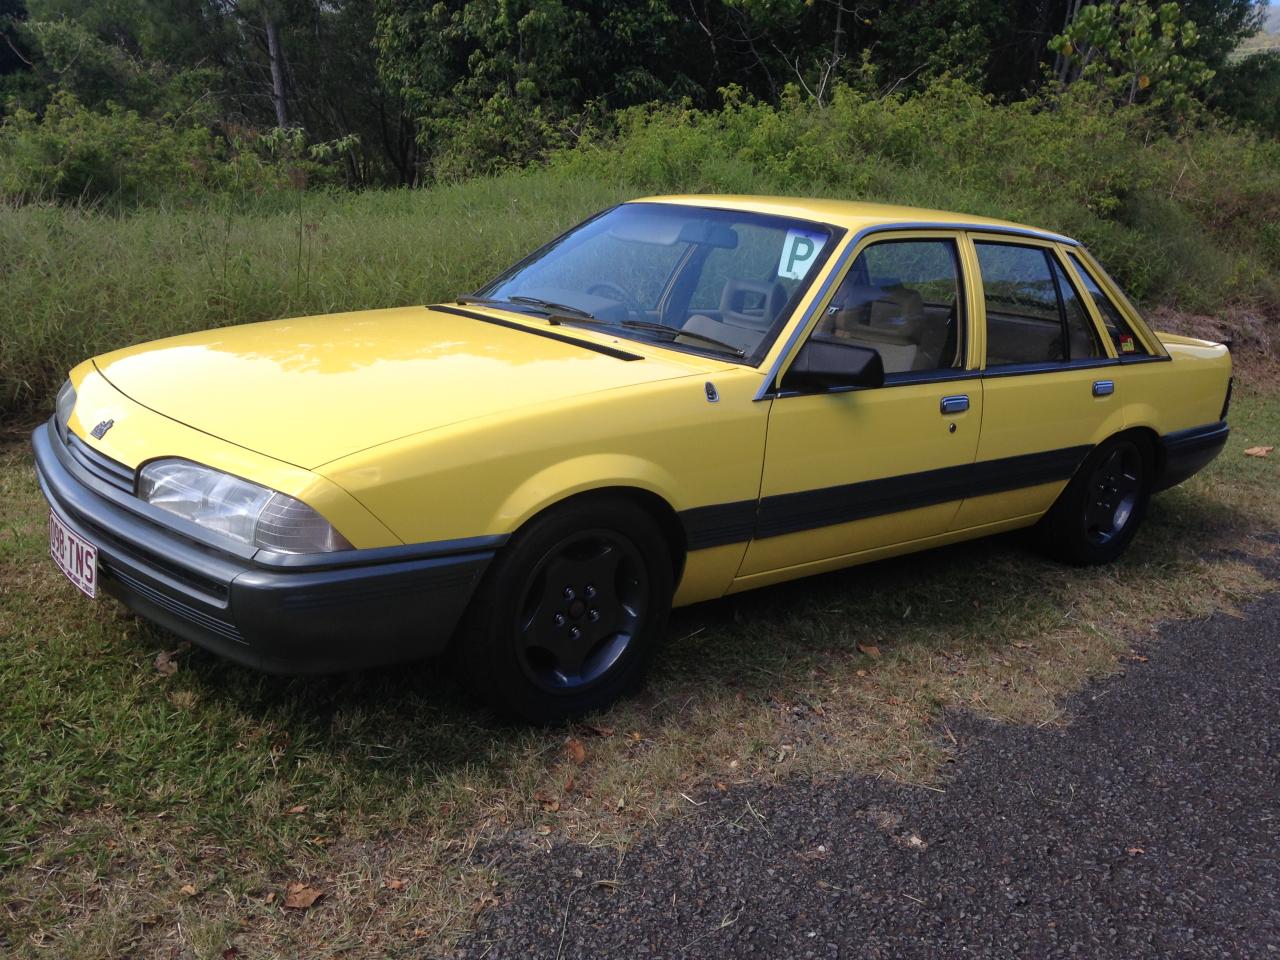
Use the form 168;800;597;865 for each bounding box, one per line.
1214;51;1280;135
555;79;1280;309
0;91;361;204
0;90;217;203
1049;1;1216;114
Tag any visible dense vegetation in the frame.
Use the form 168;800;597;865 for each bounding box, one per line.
1;0;1277;192
2;1;1279;422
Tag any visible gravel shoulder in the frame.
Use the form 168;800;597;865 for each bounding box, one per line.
459;551;1280;959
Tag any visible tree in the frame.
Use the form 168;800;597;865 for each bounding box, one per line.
1049;0;1216;113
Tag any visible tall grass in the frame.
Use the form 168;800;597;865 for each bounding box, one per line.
4;80;1279;424
0;171;628;423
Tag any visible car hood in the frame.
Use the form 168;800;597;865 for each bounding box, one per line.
91;305;709;468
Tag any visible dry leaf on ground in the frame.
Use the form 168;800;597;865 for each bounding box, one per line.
179;883;197;896
154;651;179;676
1244;445;1274;458
283;883;324;910
565;738;586;765
857;643;882;659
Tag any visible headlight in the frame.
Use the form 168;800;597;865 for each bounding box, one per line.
138;459;353;554
55;380;76;441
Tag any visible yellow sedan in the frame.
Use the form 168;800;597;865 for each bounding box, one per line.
34;196;1232;722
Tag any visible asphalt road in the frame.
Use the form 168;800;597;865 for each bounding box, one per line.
458;550;1280;959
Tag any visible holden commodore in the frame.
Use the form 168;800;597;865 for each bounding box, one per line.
34;196;1232;722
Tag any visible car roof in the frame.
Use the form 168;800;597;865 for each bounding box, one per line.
631;194;1079;246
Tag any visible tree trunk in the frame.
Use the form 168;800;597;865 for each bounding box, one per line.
264;12;288;128
1055;0;1086;83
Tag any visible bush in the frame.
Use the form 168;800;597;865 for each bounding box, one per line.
0;91;219;205
554;80;1280;311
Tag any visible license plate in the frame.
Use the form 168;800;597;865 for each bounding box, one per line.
49;510;98;599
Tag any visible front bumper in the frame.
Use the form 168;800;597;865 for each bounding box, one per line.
33;420;501;674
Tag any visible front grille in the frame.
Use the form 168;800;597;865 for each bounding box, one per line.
66;434;134;494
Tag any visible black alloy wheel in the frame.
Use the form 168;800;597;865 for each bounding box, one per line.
515;529;648;692
456;496;673;724
1037;435;1150;566
1083;443;1143;546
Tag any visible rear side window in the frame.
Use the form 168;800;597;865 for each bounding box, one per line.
976;241;1107;366
975;242;1064;365
1067;252;1150;357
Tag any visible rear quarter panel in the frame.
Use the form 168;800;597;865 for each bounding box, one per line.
1120;336;1232;436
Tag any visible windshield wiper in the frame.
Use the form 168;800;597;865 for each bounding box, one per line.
508;295;595;319
618;320;746;358
453;294;594;320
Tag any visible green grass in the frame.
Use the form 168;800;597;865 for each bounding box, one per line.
0;170;632;424
2;387;1277;958
5;82;1280;426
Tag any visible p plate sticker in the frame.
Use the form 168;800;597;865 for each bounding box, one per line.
777;229;826;280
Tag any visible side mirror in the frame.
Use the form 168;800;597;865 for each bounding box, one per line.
782;339;885;392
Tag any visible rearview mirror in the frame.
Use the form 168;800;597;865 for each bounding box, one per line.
781;339;884;392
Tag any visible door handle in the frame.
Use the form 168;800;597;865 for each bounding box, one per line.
940;395;969;415
1093;380;1115;397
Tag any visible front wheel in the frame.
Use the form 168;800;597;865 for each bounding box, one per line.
455;496;674;724
1036;436;1150;566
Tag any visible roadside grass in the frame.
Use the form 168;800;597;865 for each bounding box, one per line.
1;384;1276;958
0;170;632;426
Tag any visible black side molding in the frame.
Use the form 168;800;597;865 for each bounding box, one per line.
753;445;1091;539
681;500;758;550
430;304;644;361
678;443;1093;549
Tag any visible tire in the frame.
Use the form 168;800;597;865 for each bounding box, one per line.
454;495;674;724
1036;435;1150;566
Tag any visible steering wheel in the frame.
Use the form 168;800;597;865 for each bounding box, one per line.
587;281;646;322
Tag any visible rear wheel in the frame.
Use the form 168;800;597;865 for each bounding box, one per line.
1037;436;1150;565
456;496;673;724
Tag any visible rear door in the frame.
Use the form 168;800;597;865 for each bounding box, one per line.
950;234;1126;530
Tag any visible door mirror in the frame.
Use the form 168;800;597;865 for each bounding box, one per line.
782;339;885;392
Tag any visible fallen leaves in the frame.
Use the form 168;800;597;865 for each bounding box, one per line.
565;738;586;765
178;883;197;897
1127;846;1146;856
154;650;180;677
857;643;882;659
285;804;308;815
282;883;324;910
1243;445;1273;458
383;878;406;891
534;790;561;813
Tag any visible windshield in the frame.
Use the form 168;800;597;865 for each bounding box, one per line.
477;203;840;363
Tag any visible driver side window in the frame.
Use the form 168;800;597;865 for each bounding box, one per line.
812;238;965;376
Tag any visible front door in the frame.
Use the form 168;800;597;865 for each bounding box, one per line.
739;233;982;578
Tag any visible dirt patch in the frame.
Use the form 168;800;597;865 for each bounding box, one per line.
1148;303;1280;389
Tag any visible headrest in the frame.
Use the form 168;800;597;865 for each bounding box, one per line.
720;278;789;330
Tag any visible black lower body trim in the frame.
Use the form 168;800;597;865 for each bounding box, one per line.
679;444;1093;547
1154;420;1229;492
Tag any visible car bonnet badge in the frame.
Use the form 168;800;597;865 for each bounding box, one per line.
90;418;115;439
